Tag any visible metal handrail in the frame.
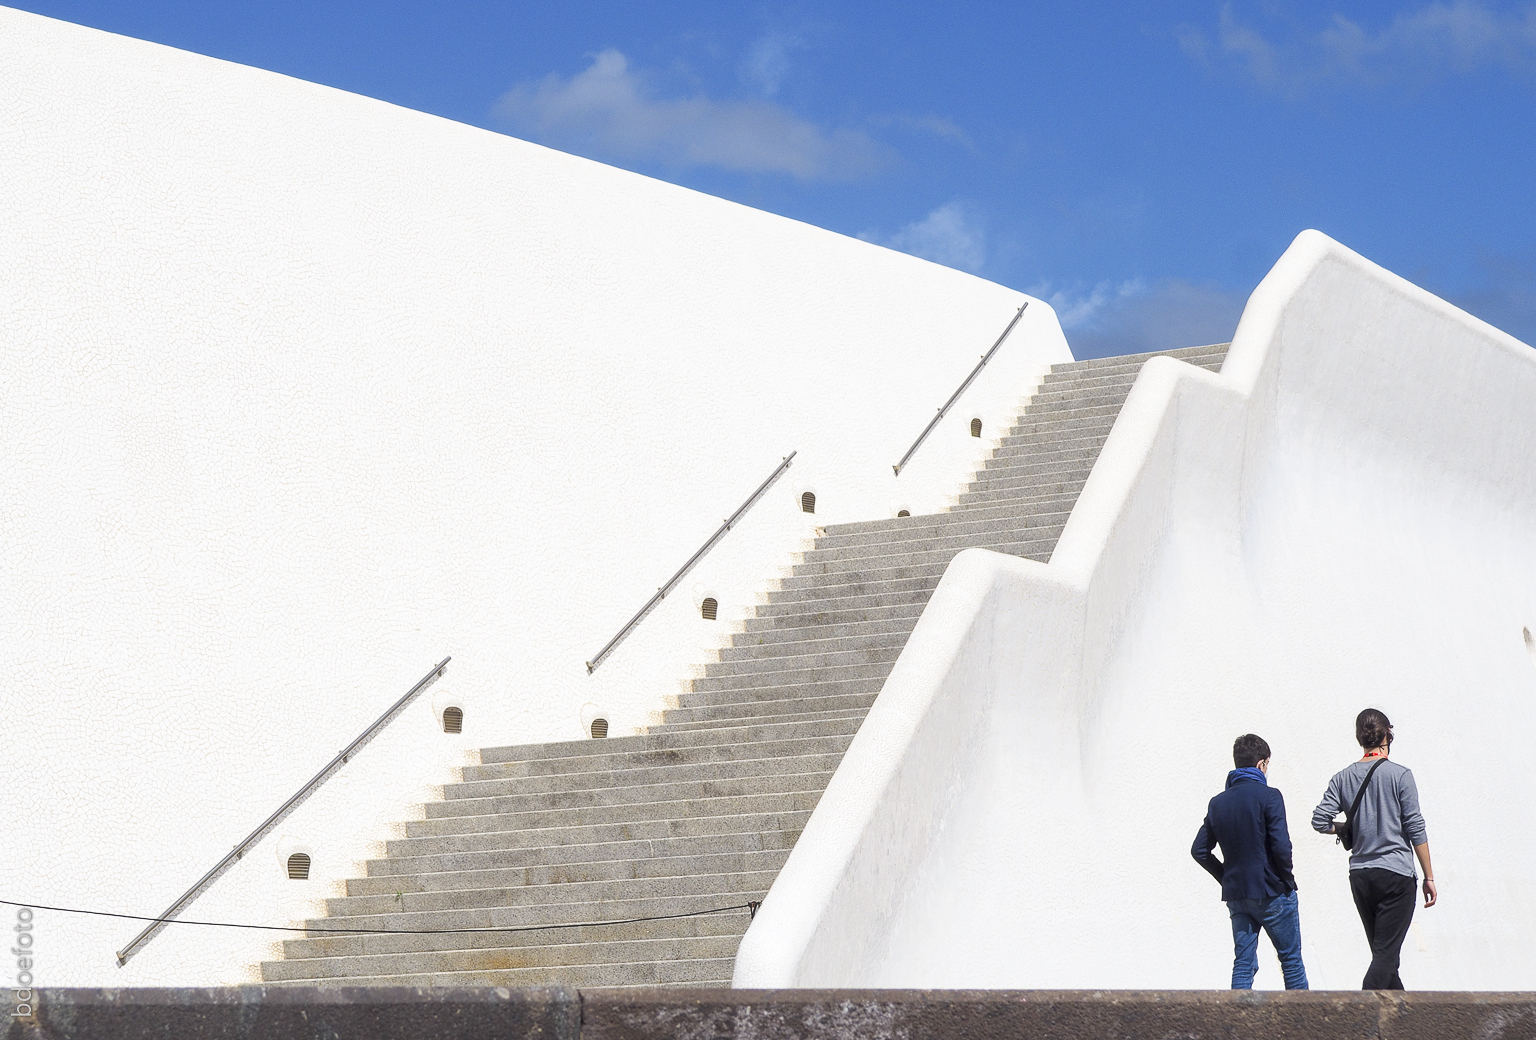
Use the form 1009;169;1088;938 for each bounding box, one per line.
586;453;796;673
116;656;450;966
892;300;1029;476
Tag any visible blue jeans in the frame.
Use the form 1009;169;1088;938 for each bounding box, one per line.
1228;890;1308;989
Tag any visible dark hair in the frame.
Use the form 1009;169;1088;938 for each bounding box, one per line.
1356;708;1393;750
1233;734;1271;768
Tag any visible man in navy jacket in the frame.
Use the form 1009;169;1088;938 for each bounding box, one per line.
1192;733;1309;989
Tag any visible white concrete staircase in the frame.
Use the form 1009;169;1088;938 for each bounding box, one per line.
260;343;1229;987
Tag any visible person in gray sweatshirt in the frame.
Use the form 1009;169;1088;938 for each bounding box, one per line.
1312;708;1437;990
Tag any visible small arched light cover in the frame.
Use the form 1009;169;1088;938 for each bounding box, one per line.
970;418;983;437
579;702;609;740
287;853;311;880
701;597;718;621
800;491;816;514
442;706;463;733
897;510;910;518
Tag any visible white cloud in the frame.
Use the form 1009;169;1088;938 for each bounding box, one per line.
1035;279;1248;360
1181;1;1536;94
1031;279;1147;330
863;202;987;273
740;30;803;96
870;113;977;152
495;49;891;181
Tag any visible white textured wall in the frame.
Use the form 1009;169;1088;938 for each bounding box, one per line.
735;230;1536;991
0;6;1069;986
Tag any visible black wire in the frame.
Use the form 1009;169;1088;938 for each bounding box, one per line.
0;897;755;936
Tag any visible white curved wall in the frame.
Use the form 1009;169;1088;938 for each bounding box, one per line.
0;7;1069;985
735;230;1536;991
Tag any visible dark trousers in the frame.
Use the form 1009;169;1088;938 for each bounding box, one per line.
1349;867;1417;989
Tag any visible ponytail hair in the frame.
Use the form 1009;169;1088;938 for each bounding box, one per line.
1356;708;1393;750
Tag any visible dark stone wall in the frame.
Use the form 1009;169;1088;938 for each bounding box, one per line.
7;988;1535;1040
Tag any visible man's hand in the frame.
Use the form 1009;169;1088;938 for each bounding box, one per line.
1414;842;1436;907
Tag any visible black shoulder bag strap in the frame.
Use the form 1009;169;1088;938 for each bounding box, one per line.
1339;757;1388;851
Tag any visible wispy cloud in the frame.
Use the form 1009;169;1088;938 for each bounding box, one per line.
740;30;804;96
1034;279;1247;359
870;113;978;152
862;202;986;273
494;49;892;180
1180;1;1536;95
1032;279;1147;330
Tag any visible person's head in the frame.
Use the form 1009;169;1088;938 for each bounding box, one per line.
1233;733;1271;769
1356;708;1393;750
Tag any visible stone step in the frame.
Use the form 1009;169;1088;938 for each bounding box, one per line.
696;658;895;692
711;636;904;671
1047;342;1227;372
688;668;892;704
1004;406;1125;434
280;897;749;962
663;691;877;726
680;675;883;707
366;827;801;884
810;508;1072;553
424;769;836;821
1040;347;1226;385
975;440;1104;473
446;750;847;801
767;565;948;598
956;478;1094;508
726;617;917;653
402;786;828;840
787;536;1058;578
1021;385;1134;413
293;886;760;947
726;614;915;650
794;519;1066;566
269;955;737;988
967;459;1096;491
985;433;1110;467
462;731;855;782
384;807;813;861
266;932;747;982
650;706;868;735
739;600;926;633
820;490;1083;539
988;427;1112;458
344;847;792;902
475;714;860;765
322;872;780;921
756;577;937;613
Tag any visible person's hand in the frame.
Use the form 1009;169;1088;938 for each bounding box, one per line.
1423;878;1437;908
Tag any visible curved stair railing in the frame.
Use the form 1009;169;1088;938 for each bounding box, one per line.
116;656;450;966
585;454;796;673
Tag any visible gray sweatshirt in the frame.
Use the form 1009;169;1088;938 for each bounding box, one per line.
1311;759;1428;878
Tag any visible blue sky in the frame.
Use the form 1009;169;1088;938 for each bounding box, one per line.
12;1;1536;356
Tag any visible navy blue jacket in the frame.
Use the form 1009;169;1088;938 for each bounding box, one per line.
1191;771;1297;902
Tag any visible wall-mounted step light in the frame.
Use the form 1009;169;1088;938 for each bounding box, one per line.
897;510;910;518
286;853;311;880
971;418;983;437
442;706;463;733
800;491;816;514
701;597;718;620
590;717;609;739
